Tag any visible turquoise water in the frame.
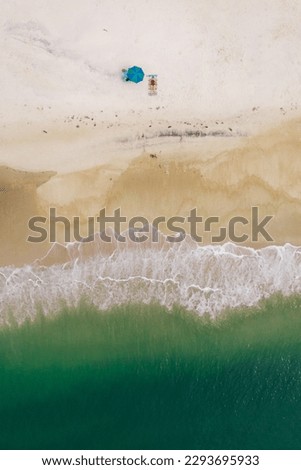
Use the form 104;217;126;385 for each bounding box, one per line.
0;295;301;449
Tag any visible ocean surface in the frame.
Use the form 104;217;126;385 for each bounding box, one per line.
0;239;300;449
0;296;301;449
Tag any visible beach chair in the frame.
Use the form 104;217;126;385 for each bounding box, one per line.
147;74;158;95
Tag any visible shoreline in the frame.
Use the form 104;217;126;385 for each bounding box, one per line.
1;111;301;265
0;241;300;324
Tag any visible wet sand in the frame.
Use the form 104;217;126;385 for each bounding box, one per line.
0;166;55;266
1;113;301;266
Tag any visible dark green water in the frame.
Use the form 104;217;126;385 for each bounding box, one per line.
0;295;301;449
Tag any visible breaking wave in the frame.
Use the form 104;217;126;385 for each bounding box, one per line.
0;233;301;325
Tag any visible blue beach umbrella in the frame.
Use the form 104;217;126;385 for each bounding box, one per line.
126;66;145;83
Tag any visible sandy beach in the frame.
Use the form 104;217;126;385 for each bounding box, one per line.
1;0;301;267
1;109;301;266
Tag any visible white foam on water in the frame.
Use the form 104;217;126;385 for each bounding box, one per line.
0;239;301;324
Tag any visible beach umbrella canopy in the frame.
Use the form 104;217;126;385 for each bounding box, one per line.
126;66;145;83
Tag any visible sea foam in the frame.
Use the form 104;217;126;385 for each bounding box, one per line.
0;238;300;324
